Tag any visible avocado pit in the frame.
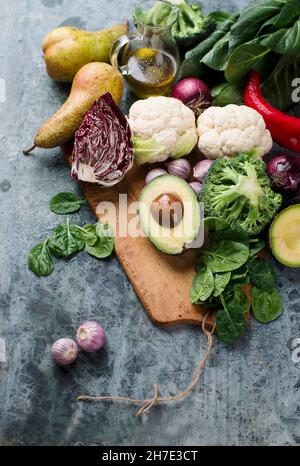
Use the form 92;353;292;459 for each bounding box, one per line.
150;193;184;228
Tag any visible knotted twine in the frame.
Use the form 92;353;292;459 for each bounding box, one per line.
77;312;215;416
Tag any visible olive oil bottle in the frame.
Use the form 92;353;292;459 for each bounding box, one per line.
126;48;178;98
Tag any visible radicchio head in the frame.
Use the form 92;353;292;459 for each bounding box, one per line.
71;93;134;187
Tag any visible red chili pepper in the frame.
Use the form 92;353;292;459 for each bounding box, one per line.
244;71;300;153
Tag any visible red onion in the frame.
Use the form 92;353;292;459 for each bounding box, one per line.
167;158;191;180
145;168;167;184
189;181;202;195
76;321;105;352
172;78;212;117
266;154;300;196
51;338;78;366
193;159;213;182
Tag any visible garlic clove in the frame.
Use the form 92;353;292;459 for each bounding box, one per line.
76;321;105;352
167;159;191;180
145;168;168;184
193;159;213;182
189;181;202;195
51;338;78;366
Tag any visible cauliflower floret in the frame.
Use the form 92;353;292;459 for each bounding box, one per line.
128;97;198;164
197;104;273;159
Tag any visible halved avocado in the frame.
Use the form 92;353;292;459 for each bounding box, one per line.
138;175;201;254
269;204;300;267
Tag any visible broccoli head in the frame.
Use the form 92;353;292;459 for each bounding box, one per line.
135;0;215;49
200;154;282;235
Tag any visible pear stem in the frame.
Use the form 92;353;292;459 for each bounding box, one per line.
23;144;36;155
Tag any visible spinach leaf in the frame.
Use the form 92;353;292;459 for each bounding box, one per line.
28;239;54;277
204;217;228;233
216;292;247;343
261;54;300;110
247;257;275;292
225;40;271;84
76;224;98;246
85;223;115;259
208;11;232;24
248;239;265;258
272;0;300;28
211;228;249;245
201;240;249;273
212;82;244;106
262;19;300;56
231;286;250;314
50;192;86;214
201;32;231;71
229;0;286;50
180;15;237;78
190;265;214;304
212;271;231;297
252;286;283;323
49;219;85;258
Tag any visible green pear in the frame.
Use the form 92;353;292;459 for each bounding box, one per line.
43;22;128;82
23;62;124;154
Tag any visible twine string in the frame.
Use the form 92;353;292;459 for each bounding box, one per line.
77;312;215;416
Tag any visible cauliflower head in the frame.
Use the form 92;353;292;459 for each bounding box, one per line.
128;96;198;165
197;104;273;159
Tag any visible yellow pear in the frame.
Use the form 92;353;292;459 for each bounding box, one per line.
43;22;128;82
24;63;124;154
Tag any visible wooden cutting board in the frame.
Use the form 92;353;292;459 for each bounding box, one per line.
63;144;213;328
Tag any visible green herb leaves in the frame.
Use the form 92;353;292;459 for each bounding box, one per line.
84;223;115;259
190;218;284;343
28;192;115;277
49;219;85;258
201;240;249;273
28;240;54;277
252;287;283;323
190;265;214;304
50;192;86;214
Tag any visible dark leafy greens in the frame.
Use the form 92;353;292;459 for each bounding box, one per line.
49;219;85;258
28;240;54;277
50;192;86;214
181;0;300;110
190;219;284;343
251;287;283;323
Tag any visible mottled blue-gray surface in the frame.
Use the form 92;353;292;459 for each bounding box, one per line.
0;0;300;446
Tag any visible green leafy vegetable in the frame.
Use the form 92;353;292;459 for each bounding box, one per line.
229;0;286;50
247;257;276;291
50;192;86;214
190;265;214;304
261;54;300;110
28;240;54;277
212;82;244;106
251;286;283;323
212;271;231;297
262;19;300;55
201;240;249;273
248;239;265;258
216;292;247;343
76;224;98;246
49;219;85;258
225;40;270;84
85;223;115;259
180;14;238;78
180;0;300;111
190;219;283;343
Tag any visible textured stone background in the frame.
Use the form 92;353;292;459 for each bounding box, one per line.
0;0;300;446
